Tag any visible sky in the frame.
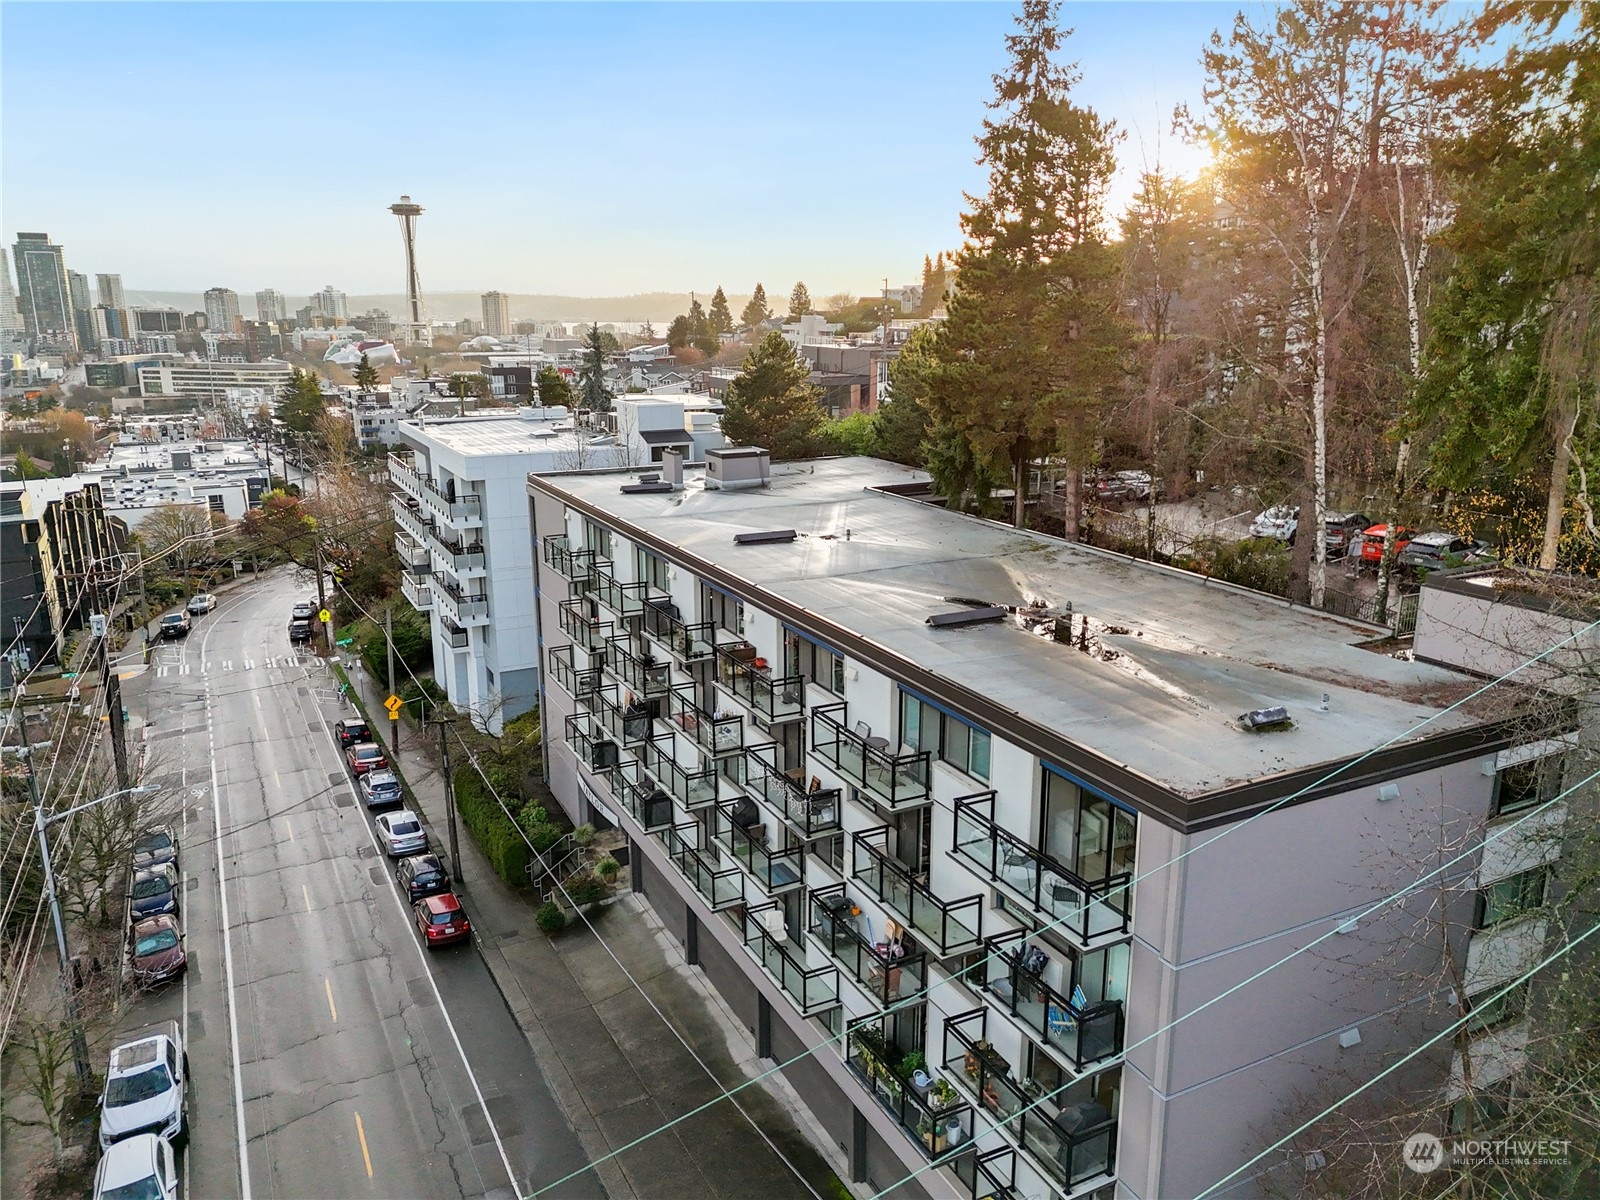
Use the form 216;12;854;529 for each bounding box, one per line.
2;1;1237;301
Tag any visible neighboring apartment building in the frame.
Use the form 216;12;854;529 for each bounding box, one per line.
13;233;76;349
527;456;1557;1200
481;291;512;338
137;359;291;402
203;287;242;334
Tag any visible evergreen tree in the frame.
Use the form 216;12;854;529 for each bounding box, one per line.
788;281;811;320
740;283;771;329
353;353;380;392
535;365;576;409
579;322;613;412
709;287;734;336
276;367;326;433
722;331;826;460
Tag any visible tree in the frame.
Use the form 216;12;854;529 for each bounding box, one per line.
137;503;216;574
788;281;811;320
579;322;613;413
740;282;771;329
722;331;826;460
276;367;325;433
919;0;1128;530
535;365;576;409
353;352;380;392
709;287;734;336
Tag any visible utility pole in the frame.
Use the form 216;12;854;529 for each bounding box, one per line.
436;716;461;885
93;567;131;793
385;605;397;751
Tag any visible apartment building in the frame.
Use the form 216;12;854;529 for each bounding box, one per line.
527;456;1557;1200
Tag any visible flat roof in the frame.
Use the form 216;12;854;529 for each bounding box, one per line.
533;458;1503;820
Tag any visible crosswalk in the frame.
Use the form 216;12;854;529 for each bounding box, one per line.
153;654;300;678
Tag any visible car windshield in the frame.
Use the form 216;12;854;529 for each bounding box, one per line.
131;876;171;899
105;1063;172;1106
134;929;179;956
98;1178;166;1200
390;820;420;836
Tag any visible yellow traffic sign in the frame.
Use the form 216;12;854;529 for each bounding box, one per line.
318;609;332;623
384;694;403;713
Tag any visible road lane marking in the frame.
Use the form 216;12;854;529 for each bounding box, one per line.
324;977;337;1022
302;883;313;912
354;1112;373;1178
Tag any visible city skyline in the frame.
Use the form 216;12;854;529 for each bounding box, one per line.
1;1;1225;296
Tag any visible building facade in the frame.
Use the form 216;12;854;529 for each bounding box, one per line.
13;233;76;348
96;273;125;309
254;288;287;323
526;457;1548;1200
204;287;241;334
481;291;512;338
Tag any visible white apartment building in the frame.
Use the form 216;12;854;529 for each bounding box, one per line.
137;360;292;402
528;456;1569;1200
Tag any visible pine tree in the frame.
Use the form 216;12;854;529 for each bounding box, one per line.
740;283;771;329
721;331;826;460
788;281;811;320
709;287;733;336
353;353;380;392
579;322;613;413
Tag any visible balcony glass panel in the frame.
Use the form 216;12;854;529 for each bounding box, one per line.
547;646;602;703
640;736;718;810
740;749;841;839
979;935;1125;1069
711;803;804;894
953;792;1131;943
666;686;743;755
812;703;930;808
809;885;927;1007
661;823;746;909
559;600;614;652
715;643;805;722
741;904;840;1016
853;827;981;956
846;1023;975;1161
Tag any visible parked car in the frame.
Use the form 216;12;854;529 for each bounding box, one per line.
128;914;187;986
1248;505;1300;541
98;1020;187;1150
360;769;403;808
131;826;177;871
128;864;180;922
291;600;317;620
334;717;371;750
157;613;191;640
1397;531;1494;572
92;1133;179;1200
395;852;451;903
185;593;216;615
413;892;472;947
1360;523;1416;564
288;618;313;644
375;810;428;857
346;742;387;775
1323;511;1371;558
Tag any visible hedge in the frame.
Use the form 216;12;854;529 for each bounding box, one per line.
452;766;529;885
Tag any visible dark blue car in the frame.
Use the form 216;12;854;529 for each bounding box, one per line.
129;864;180;922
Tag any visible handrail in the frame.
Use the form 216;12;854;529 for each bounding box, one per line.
852;827;981;956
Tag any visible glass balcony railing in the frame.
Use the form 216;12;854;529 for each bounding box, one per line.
739;748;841;839
639;735;718;810
559;600;614;653
660;822;746;909
612;760;675;833
666;686;743;756
741;903;840;1017
715;642;805;722
953;793;1132;944
811;703;930;809
541;534;600;585
605;639;672;699
593;574;652;623
979;933;1125;1071
809;884;927;1007
853;827;982;957
640;600;715;666
711;802;805;895
952;1146;1021;1200
846;1022;975;1161
547;646;602;704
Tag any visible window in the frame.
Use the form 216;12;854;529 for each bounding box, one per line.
1464;980;1528;1034
636;547;670;592
1475;866;1549;929
784;628;845;694
899;690;991;781
1494;754;1565;816
581;518;612;561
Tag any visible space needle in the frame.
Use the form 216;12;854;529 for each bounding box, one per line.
389;195;431;346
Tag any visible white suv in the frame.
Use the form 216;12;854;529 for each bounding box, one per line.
99;1021;187;1150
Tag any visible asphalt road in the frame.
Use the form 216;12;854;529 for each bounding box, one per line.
121;572;602;1200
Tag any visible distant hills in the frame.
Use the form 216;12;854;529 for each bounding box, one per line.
117;291;751;326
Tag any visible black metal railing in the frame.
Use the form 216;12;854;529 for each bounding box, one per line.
811;703;930;808
846;1023;975;1161
740;903;839;1016
739;748;841;838
714;642;805;722
809;884;927;1007
853;827;981;956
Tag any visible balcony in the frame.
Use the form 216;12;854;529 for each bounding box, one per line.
847;1022;975;1161
440;616;470;650
639;735;718;810
666;686;743;756
541;534;600;586
953;793;1131;945
395;532;429;569
559;600;615;653
660;822;746;909
399;570;432;612
547;646;602;704
979;933;1125;1070
741;903;840;1017
952;1147;1022;1200
392;494;433;546
420;474;481;527
711;802;805;895
427;526;486;577
812;703;930;809
387;450;422;500
810;884;927;1007
434;577;489;626
605;639;672;700
942;1009;1117;1193
641;599;715;666
715;642;805;722
739;748;841;839
594;573;653;624
854;827;982;957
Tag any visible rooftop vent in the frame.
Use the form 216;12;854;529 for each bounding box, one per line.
734;529;797;546
926;606;1008;628
1240;706;1293;732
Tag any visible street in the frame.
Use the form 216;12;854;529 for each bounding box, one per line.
121;572;602;1200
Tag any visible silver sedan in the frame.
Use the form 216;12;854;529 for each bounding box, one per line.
374;810;428;857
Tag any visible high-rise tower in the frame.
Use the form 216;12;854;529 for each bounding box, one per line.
389;195;430;346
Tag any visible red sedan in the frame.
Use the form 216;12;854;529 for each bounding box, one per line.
346;742;387;775
414;893;472;947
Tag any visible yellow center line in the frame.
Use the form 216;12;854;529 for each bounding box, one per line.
354;1111;373;1178
302;884;313;912
324;977;337;1022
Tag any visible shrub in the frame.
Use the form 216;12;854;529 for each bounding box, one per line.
535;900;566;935
452;767;528;885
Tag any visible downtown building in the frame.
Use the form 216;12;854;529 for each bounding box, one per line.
526;455;1570;1200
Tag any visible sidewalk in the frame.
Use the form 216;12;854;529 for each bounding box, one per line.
342;661;845;1200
